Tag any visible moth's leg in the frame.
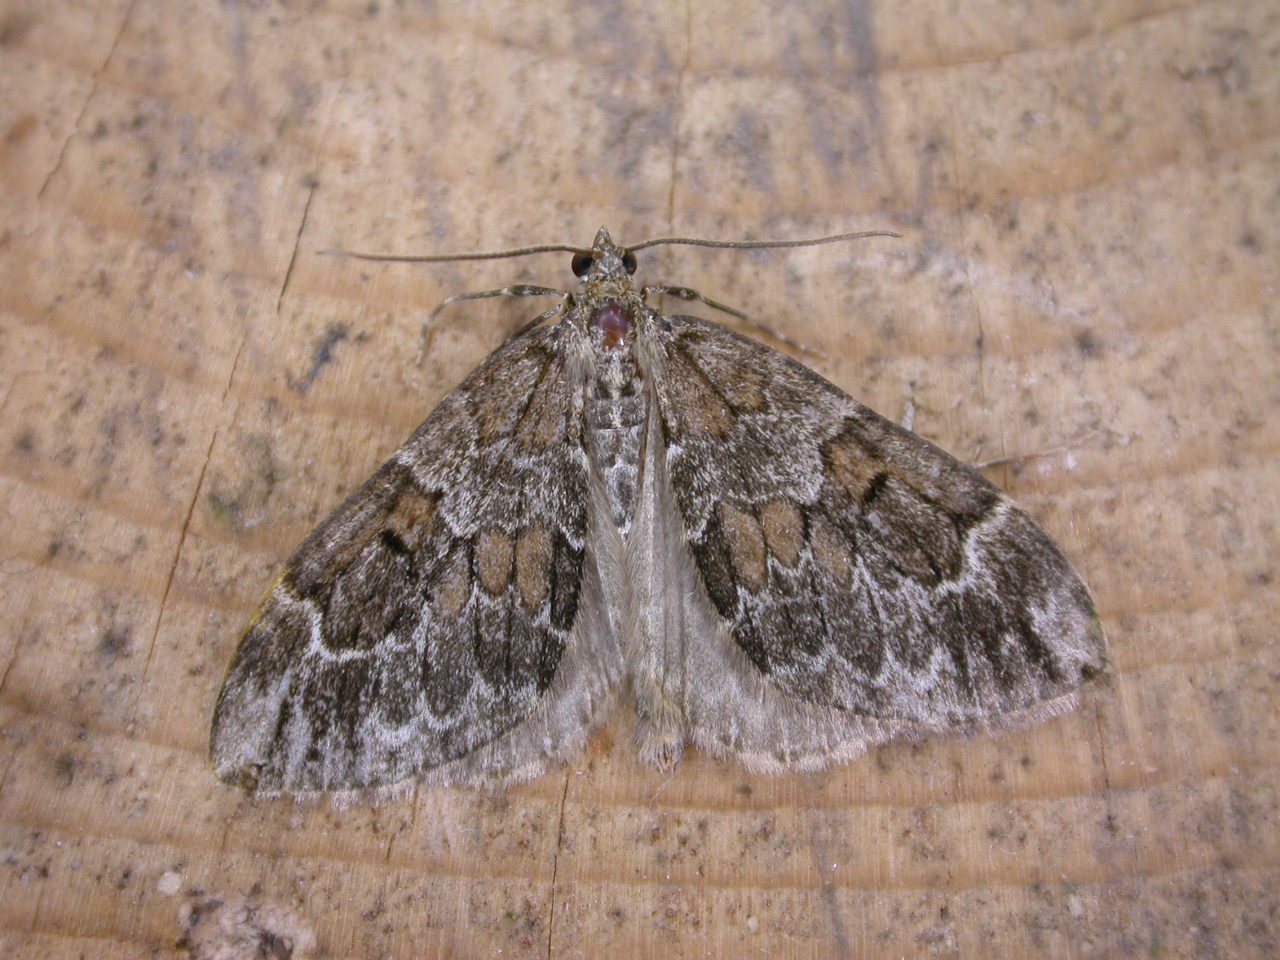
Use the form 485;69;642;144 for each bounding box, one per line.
419;285;566;364
642;283;819;358
971;429;1104;471
901;398;915;431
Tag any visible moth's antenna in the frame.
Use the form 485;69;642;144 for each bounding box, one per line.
320;229;901;264
319;243;589;264
628;230;901;253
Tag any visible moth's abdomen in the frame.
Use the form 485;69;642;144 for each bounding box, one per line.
585;353;646;533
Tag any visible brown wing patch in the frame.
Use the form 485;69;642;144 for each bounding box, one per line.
759;499;804;567
822;429;884;502
516;363;570;451
718;502;768;593
475;529;514;595
466;345;554;443
670;326;770;410
385;485;439;552
431;543;471;619
514;524;553;615
809;514;854;584
663;344;733;437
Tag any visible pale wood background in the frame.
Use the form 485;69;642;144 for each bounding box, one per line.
1;1;1277;958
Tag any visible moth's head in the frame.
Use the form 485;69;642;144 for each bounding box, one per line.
571;226;638;284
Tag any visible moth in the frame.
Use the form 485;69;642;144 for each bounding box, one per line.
211;227;1105;794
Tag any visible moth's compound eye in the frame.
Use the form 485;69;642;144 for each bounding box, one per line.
621;250;638;275
571;252;594;278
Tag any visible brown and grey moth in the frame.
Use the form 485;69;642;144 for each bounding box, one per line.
211;227;1106;794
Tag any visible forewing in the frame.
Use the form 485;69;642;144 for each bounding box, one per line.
211;325;614;793
649;314;1105;734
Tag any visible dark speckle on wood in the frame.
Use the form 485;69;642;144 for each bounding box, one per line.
288;324;369;394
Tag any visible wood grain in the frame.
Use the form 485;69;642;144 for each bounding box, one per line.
1;1;1277;957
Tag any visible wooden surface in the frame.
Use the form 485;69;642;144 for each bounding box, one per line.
1;1;1277;957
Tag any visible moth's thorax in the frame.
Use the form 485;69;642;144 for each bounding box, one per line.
576;277;641;351
592;300;632;351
